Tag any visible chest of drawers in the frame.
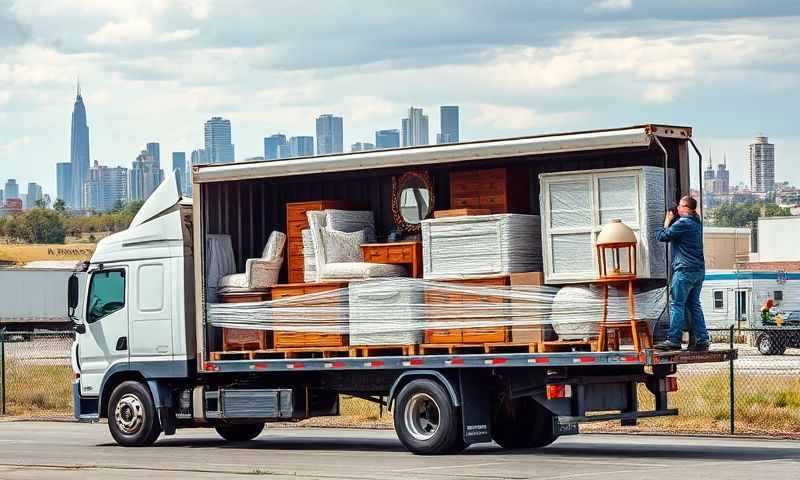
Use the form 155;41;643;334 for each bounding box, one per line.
449;167;530;214
270;281;349;347
424;276;510;344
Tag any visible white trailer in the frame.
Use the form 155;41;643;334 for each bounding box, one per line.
701;270;800;329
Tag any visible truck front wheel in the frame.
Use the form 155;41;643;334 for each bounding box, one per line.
491;397;557;449
108;381;162;447
394;379;462;455
215;422;265;442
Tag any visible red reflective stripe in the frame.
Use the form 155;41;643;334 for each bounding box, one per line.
450;358;464;365
290;362;305;369
491;358;507;365
253;363;268;370
370;360;385;367
623;355;640;363
204;362;218;371
409;358;425;366
577;356;596;363
332;361;346;368
534;357;550;364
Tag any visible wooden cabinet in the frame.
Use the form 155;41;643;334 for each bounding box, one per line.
449;167;530;214
285;201;360;283
219;291;271;351
424;276;510;344
361;241;422;278
271;282;348;348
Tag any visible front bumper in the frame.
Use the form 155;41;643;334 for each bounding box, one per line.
72;380;99;422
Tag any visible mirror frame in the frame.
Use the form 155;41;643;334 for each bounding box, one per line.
391;170;435;234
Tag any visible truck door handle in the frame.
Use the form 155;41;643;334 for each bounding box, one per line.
115;337;127;351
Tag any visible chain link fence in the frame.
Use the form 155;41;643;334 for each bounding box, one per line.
2;328;799;437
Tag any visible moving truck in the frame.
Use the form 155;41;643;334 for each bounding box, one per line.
70;125;734;454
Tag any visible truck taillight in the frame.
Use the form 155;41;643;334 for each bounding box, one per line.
546;384;572;400
666;376;678;392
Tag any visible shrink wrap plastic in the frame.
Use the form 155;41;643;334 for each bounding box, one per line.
422;214;543;279
207;278;666;341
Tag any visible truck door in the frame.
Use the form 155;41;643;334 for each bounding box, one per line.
129;262;174;360
78;268;129;397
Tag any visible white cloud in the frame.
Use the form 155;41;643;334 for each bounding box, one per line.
0;136;31;154
471;104;580;130
641;84;677;104
87;19;197;46
589;0;633;10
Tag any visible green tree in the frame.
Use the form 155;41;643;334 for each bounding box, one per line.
710;202;791;227
53;198;66;213
34;198;47;209
19;208;66;244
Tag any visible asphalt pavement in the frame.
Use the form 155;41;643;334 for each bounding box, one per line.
0;421;797;479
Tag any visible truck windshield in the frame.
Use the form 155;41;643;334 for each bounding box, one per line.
87;270;126;323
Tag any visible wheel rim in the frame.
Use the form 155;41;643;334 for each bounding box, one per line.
115;393;145;435
404;393;440;441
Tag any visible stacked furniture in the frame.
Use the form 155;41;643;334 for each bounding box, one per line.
348;279;424;345
361;241;423;278
450;167;530;214
271;281;349;348
286;201;360;283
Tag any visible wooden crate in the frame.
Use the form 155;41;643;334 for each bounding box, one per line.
219;291;271;351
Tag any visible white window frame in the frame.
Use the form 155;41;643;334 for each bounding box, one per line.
712;288;726;312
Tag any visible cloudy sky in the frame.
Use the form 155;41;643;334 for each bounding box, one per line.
1;0;799;197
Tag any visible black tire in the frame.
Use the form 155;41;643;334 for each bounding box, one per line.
393;379;462;455
107;381;161;447
757;333;777;355
491;397;557;449
215;422;265;442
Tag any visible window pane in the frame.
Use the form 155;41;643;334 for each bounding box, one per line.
598;176;639;226
549;181;592;229
713;290;724;309
552;233;594;273
87;271;125;323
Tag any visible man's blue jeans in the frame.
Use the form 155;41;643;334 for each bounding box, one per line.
667;269;710;345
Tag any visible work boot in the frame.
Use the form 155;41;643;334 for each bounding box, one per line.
688;343;709;352
653;340;682;351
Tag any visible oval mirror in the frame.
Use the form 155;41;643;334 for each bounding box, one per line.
392;171;434;233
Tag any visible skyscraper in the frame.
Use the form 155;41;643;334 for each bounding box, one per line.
437;105;459;144
172;152;186;195
375;129;400;149
70;80;90;209
25;183;43;209
56;162;72;204
129;150;163;201
264;134;288;160
351;142;375;152
316;114;343;155
191;149;206;165
147;142;161;169
204;116;235;164
289;136;314;157
84;162;129;212
401;107;429;147
4;179;19;199
748;135;775;193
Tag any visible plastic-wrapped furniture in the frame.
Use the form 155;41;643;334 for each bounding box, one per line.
349;279;424;345
539;166;675;284
218;231;286;293
205;234;237;303
421;214;542;280
307;211;407;281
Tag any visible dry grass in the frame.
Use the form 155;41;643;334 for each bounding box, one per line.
3;362;73;415
0;243;95;265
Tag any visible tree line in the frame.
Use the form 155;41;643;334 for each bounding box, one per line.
708;201;791;228
0;199;145;244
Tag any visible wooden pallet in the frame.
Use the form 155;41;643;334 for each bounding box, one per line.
482;342;539;354
350;344;417;357
418;343;487;355
538;339;596;353
209;350;252;361
250;347;355;359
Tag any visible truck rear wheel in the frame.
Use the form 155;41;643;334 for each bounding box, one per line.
215;422;265;442
757;333;780;355
491;397;557;449
394;379;462;455
108;381;161;447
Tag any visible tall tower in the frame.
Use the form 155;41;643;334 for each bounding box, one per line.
437;105;459;144
204;116;235;164
70;80;91;209
316;114;343;155
748;135;775;193
402;107;429;147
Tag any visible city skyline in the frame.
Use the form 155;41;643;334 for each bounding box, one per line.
2;2;799;197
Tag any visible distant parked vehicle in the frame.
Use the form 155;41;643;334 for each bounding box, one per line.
756;311;800;355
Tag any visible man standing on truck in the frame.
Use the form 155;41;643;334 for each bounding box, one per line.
654;195;710;351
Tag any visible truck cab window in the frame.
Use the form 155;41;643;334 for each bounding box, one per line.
87;270;126;323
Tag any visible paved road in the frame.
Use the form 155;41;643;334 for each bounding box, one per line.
0;422;797;479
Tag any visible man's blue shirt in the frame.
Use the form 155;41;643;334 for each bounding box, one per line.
656;214;705;272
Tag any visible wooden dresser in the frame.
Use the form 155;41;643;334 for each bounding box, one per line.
219;291;271;351
450;167;530;214
361;241;422;278
286;200;359;283
424;276;510;344
271;281;348;348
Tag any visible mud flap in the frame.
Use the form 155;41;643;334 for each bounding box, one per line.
458;371;491;445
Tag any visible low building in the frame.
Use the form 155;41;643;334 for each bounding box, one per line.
704;227;752;269
744;216;800;271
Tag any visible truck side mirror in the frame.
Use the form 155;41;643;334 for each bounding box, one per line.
68;274;79;310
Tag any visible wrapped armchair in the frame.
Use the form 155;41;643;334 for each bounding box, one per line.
218;231;286;293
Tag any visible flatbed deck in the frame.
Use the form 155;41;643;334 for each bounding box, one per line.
203;348;736;373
